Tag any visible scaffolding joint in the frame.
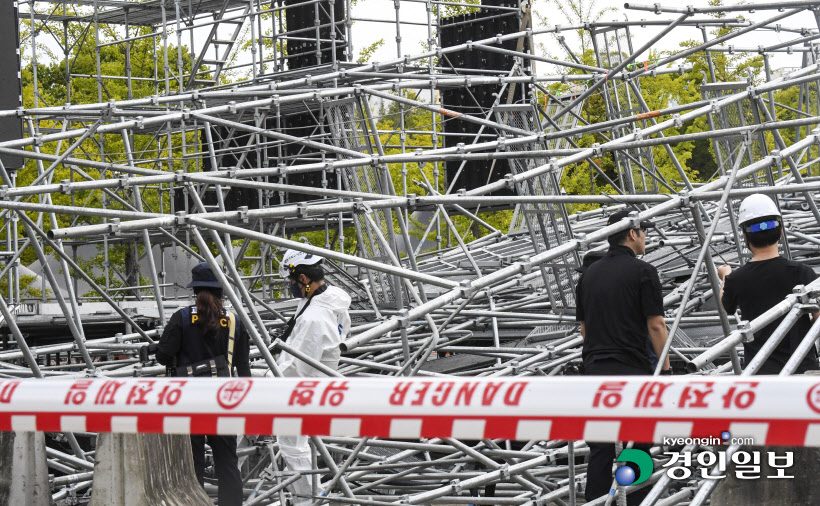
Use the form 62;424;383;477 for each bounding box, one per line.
575;234;588;251
108;218;121;236
679;190;692;208
793;284;818;305
174;211;187;227
407;193;417;211
60;179;73;195
737;320;754;344
591;143;602;157
504;173;516;189
459;279;474;298
237;206;249;224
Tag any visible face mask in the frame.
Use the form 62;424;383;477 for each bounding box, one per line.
289;280;305;298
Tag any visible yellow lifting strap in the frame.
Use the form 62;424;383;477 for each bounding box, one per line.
227;311;237;373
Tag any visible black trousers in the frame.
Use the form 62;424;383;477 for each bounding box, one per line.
584;358;652;506
190;434;243;506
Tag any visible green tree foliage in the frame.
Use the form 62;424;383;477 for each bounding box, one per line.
16;9;197;296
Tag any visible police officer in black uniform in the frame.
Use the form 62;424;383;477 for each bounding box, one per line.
151;262;251;506
575;210;671;505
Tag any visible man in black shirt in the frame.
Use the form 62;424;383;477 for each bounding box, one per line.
719;194;819;375
576;210;671;505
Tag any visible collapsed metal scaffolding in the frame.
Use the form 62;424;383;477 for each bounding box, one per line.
6;0;820;504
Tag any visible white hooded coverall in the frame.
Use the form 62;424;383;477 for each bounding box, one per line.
276;285;351;505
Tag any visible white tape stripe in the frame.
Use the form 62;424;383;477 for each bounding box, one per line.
163;416;191;434
515;420;552;440
451;419;486;439
728;422;769;443
61;415;86;433
653;421;693;442
110;416;138;433
330;418;361;437
389;419;422;439
217;417;245;435
272;417;302;436
583;421;621;442
11;415;36;432
805;424;820;446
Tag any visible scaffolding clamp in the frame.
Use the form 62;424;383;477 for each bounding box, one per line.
679;190;692;208
672;114;683;128
352;199;372;215
175;211;187;227
504;173;516;189
499;463;511;480
135;116;144;130
60;179;72;195
736;320;754;344
770;149;782;167
591;143;602;157
406;193;417;211
296;203;308;218
793;284;815;305
397;309;410;329
459;279;474;298
174;170;186;183
628;211;642;229
575;234;588;251
237;206;249;224
0;185;7;200
517;259;533;274
108;218;121;237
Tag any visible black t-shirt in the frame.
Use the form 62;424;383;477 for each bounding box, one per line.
576;245;664;372
157;308;252;377
722;256;818;374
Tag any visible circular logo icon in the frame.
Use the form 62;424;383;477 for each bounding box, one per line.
721;431;731;441
615;465;636;486
217;379;253;410
807;383;820;414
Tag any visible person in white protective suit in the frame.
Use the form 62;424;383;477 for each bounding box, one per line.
275;249;351;506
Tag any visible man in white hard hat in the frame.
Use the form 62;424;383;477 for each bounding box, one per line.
275;249;351;505
718;194;819;374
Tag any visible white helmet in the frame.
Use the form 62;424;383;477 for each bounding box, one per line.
279;249;323;279
737;193;780;226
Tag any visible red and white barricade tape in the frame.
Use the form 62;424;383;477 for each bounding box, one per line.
2;376;820;446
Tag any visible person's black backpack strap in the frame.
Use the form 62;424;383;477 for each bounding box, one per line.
279;284;328;342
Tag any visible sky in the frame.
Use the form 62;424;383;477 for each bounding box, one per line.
18;0;815;86
349;0;813;75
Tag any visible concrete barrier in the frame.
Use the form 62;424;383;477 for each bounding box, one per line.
0;431;50;506
89;433;211;506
